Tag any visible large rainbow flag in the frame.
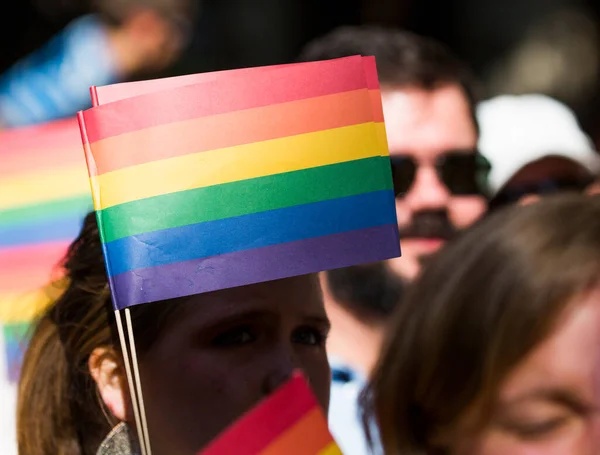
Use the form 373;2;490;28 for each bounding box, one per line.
199;372;341;455
78;56;400;310
0;118;91;381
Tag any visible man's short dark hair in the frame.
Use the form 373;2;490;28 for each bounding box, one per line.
299;26;479;132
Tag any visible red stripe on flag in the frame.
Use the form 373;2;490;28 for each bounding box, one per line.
82;56;371;143
0;119;83;176
0;242;68;292
94;57;379;105
0;118;80;154
199;373;319;455
362;56;380;90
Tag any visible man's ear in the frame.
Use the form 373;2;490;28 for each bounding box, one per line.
89;347;128;421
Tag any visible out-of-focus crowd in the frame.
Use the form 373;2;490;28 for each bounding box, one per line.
2;1;600;454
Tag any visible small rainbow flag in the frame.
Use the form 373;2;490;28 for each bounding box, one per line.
199;372;341;455
0;118;92;381
78;56;400;310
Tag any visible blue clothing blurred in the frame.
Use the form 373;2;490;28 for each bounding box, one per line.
0;15;119;127
330;358;381;455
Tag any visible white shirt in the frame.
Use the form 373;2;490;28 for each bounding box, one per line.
0;326;18;455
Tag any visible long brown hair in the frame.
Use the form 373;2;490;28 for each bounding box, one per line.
17;213;181;455
364;194;600;454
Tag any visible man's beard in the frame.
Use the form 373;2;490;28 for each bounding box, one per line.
326;262;405;321
326;209;458;321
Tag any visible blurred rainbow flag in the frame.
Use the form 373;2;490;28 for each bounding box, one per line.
0;118;91;382
199;372;342;455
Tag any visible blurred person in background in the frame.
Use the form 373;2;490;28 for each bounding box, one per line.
366;194;600;455
588;178;600;195
478;94;600;211
0;0;195;128
299;26;490;455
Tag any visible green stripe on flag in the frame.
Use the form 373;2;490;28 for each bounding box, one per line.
0;195;93;227
99;157;392;243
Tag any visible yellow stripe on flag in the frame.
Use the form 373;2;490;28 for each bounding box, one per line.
90;123;388;210
0;279;67;324
0;165;89;211
318;442;344;455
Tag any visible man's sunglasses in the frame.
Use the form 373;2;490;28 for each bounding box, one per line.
390;151;491;197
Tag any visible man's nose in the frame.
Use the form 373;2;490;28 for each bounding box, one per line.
404;165;451;210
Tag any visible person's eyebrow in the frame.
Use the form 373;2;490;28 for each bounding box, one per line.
198;309;276;328
503;388;592;413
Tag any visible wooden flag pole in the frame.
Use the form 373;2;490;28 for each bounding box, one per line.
115;310;148;455
125;308;153;455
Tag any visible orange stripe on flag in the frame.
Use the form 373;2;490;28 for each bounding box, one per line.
0;268;60;295
82;56;372;143
259;407;333;455
0;147;84;177
0;279;67;324
90;89;381;175
369;90;384;124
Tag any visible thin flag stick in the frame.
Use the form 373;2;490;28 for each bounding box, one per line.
115;310;148;455
125;308;153;455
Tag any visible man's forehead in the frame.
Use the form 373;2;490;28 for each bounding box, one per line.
380;85;477;158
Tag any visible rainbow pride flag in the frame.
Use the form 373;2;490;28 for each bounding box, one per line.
78;56;400;310
0;118;92;381
199;372;341;455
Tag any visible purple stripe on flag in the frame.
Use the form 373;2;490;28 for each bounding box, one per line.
109;225;400;309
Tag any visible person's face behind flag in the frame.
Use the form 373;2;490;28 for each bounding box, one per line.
127;275;330;455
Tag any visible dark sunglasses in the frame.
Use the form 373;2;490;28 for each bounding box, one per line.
489;176;595;211
390;151;491;197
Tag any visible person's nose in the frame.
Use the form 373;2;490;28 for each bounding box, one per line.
260;343;300;397
405;165;451;210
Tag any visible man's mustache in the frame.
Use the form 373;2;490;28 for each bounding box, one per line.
398;209;457;240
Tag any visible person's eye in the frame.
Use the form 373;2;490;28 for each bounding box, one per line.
504;416;568;440
212;327;256;347
292;326;327;347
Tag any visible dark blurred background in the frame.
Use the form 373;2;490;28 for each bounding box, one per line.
1;0;600;139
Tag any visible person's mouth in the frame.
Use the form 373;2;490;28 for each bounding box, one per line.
403;237;445;253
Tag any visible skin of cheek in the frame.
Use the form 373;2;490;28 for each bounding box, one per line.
389;196;486;281
586;183;600;196
448;196;487;229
